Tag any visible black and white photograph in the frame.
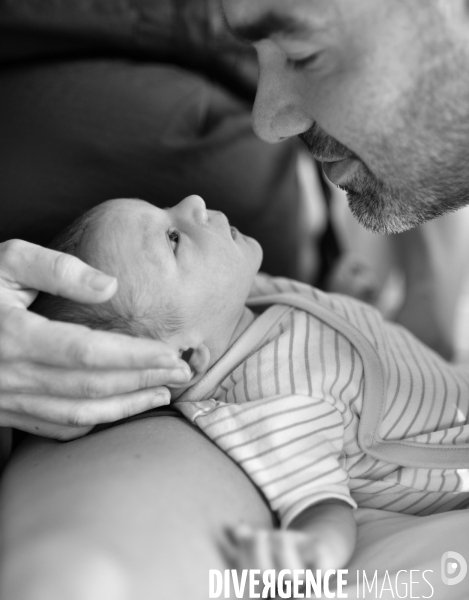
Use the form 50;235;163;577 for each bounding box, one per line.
0;1;468;598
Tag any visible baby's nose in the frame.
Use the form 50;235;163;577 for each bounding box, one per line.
180;195;208;223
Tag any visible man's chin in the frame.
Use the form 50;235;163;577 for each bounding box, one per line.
345;183;449;235
346;189;414;234
331;161;417;234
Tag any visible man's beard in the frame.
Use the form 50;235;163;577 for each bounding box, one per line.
298;123;451;235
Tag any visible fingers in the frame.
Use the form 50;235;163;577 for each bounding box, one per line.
0;387;171;428
0;308;187;370
0;240;117;304
326;253;379;305
0;363;191;398
228;527;311;599
0;240;189;437
0;411;93;440
233;527;276;572
229;527;305;572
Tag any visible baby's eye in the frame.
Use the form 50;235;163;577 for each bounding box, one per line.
168;229;179;252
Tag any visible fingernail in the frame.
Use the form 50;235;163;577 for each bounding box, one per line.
155;390;170;405
155;354;184;368
170;367;192;383
87;271;116;292
176;359;192;373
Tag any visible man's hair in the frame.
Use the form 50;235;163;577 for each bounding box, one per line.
31;203;183;340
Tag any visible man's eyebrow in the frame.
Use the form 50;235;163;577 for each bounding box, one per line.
225;12;312;44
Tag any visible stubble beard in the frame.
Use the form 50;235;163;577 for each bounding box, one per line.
299;123;451;235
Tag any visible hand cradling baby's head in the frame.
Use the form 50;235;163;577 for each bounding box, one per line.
32;197;263;365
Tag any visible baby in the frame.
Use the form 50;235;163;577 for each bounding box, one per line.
33;196;469;575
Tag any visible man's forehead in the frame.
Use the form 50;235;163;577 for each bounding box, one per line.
222;0;335;43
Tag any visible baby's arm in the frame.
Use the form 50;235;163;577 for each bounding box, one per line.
187;394;357;573
230;500;356;573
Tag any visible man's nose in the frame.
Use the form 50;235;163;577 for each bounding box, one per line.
252;48;312;143
178;195;208;224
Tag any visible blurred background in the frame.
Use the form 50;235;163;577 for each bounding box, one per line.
1;0;469;360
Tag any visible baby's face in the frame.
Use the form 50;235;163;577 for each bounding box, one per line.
82;196;263;348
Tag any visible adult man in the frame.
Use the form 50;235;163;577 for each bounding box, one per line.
222;0;469;233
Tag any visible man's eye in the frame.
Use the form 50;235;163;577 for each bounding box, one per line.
287;52;321;71
168;229;179;252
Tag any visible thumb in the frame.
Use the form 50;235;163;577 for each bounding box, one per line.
0;240;117;304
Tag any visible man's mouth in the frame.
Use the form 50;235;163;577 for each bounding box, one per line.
322;157;361;187
298;122;361;187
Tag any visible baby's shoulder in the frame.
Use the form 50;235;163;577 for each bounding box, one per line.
250;273;385;337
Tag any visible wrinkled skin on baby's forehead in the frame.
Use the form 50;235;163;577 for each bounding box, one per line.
92;198;153;236
79;199;155;268
79;198;179;305
77;198;175;329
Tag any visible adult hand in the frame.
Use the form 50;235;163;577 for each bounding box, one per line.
0;240;190;440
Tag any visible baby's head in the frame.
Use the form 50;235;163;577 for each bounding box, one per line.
33;196;263;382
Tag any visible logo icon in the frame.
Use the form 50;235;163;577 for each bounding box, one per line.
441;551;467;586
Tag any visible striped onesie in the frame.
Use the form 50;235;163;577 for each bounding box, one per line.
175;274;469;527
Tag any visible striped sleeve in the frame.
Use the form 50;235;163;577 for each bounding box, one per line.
184;394;356;528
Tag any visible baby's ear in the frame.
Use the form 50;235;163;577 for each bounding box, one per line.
180;343;211;385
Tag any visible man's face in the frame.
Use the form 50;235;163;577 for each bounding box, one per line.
222;0;469;233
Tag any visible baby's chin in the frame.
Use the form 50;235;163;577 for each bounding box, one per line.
244;233;263;268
